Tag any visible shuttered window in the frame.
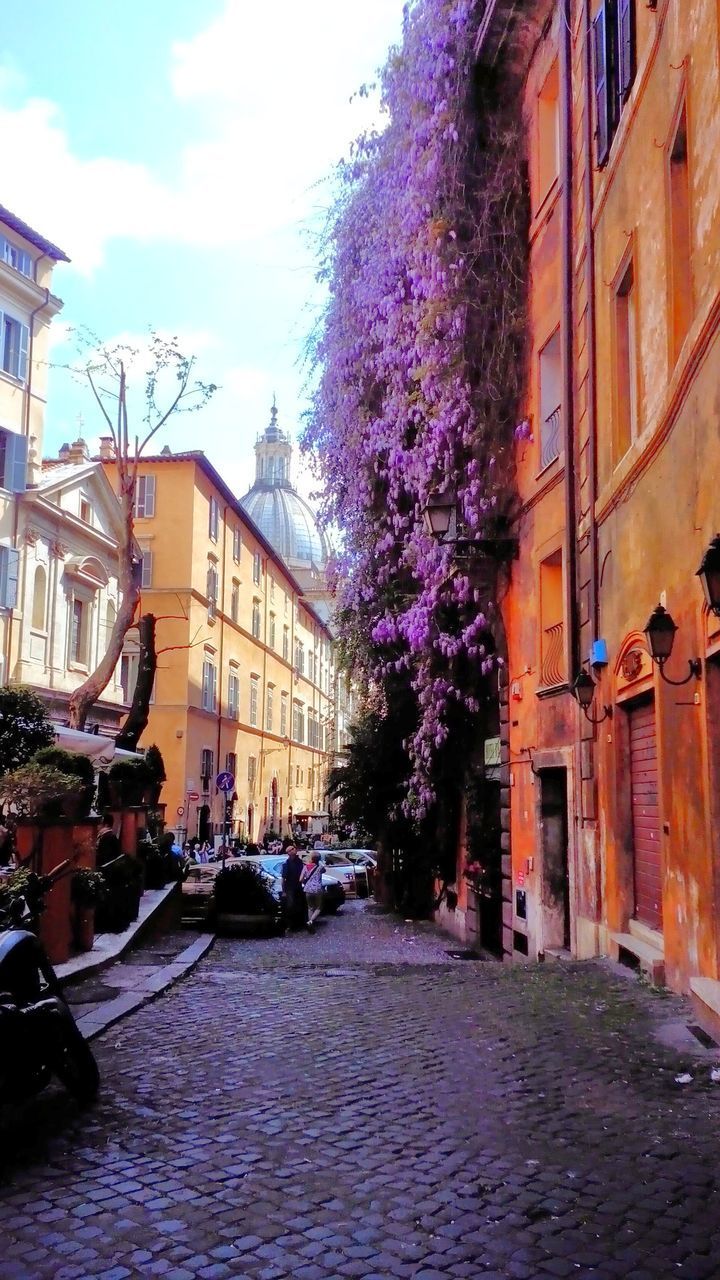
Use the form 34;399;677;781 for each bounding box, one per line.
617;0;635;104
0;428;27;492
0;545;20;610
592;4;611;167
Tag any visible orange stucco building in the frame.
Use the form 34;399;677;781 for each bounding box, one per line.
440;0;720;1033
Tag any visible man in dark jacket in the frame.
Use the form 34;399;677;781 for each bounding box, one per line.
281;845;306;930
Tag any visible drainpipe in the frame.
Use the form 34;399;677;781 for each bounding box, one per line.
215;507;228;831
560;2;579;678
5;267;50;681
582;0;599;643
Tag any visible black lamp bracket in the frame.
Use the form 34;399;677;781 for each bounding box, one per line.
656;657;702;687
581;703;613;724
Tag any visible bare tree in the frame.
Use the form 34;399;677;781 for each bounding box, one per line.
67;333;216;731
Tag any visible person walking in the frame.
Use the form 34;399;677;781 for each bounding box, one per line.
281;844;306;930
301;851;324;932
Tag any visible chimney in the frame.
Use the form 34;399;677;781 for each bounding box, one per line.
58;442;71;461
99;436;116;461
68;437;89;464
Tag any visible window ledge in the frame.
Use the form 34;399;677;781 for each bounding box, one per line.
0;369;26;390
536;682;570;700
69;662;89;675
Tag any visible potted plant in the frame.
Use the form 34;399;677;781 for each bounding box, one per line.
214;862;281;934
71;868;105;951
136;834;170;890
96;854;144;932
0;762;86;822
33;747;96;819
142;744;166;805
107;757;153;807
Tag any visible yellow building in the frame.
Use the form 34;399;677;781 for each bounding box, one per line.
103;447;334;844
0;204;68;683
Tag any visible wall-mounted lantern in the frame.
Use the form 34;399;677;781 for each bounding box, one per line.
643;604;701;686
697;535;720;618
421;488;518;559
571;669;612;724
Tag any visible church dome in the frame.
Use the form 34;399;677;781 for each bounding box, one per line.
239;402;329;571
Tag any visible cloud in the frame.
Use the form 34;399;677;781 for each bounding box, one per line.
0;0;402;275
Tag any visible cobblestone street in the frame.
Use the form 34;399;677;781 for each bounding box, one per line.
2;903;720;1279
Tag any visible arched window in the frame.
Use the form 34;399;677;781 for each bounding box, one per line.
31;565;46;630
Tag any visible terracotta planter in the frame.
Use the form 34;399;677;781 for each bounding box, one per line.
73;905;95;952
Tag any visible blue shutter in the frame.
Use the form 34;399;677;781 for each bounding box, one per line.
5;430;27;493
617;0;635;103
0;545;20;610
18;323;29;382
592;6;610;166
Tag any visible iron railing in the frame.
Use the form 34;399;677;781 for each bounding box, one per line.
541;621;565;688
540;404;562;470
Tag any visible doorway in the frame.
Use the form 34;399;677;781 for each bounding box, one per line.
627;697;662;931
540;768;570;951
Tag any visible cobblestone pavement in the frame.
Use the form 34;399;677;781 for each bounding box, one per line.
2;903;720;1280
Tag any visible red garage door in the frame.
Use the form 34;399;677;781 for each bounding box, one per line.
629;700;663;931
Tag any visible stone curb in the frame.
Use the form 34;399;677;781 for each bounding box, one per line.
57;883;180;988
75;931;216;1041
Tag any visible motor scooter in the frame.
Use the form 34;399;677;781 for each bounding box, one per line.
0;861;99;1105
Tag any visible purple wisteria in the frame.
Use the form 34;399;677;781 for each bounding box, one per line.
304;0;528;814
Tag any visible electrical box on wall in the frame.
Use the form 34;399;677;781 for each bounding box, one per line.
590;638;608;667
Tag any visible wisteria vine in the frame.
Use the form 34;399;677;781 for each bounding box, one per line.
304;0;531;816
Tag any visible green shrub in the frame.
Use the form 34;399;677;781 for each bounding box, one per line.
0;686;54;778
143;744;166;784
34;748;95;817
71;868;106;907
0;762;86;820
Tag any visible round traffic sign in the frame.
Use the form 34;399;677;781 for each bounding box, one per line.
216;771;235;794
176;805;185;817
187;790;200;802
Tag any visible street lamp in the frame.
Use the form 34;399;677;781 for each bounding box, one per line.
697;535;720;618
421;487;518;559
571;669;612;723
643;604;701;686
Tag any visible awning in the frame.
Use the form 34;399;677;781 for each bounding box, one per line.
53;726;117;768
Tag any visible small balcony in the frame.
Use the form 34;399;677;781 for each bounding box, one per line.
540;404;562;471
540;621;565;689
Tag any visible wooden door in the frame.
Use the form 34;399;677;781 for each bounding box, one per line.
629;699;663;930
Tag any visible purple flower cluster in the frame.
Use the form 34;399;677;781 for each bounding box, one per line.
303;0;527;816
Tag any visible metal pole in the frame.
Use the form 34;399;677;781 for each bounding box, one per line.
222;796;229;870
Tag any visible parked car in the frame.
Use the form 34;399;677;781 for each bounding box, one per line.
245;855;346;914
339;849;377;896
315;851;359;899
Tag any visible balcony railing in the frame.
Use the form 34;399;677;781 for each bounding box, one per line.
540;404;562;470
541;621;565;688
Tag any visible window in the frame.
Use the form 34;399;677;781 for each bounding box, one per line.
270;576;275;603
280;692;288;737
539;329;562;470
1;314;29;382
1;237;32;278
225;751;237;779
284;593;288;616
207;561;218;620
230;579;239;623
70;598;87;665
105;600;116;653
79;498;92;525
252;552;262;585
228;668;240;720
135;475;156;518
266;685;274;731
209;495;220;542
248;755;257;787
269;613;276;649
251;598;262;640
294;641;304;675
250;676;259;727
308;711;319;749
201;748;214;791
537;61;560;203
202;655;217;712
232;525;241;563
668;102;693;361
140;549;153;589
292;701;305;743
613;257;638;460
27;563;46;632
120;651;138;703
283;626;289;661
592;0;636;168
0;428;27;493
539;551;565;689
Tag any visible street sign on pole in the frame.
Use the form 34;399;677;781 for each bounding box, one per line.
176;806;185;817
187;790;200;803
215;773;235;869
216;771;235;794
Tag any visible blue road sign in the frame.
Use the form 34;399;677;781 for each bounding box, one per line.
216;771;235;794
